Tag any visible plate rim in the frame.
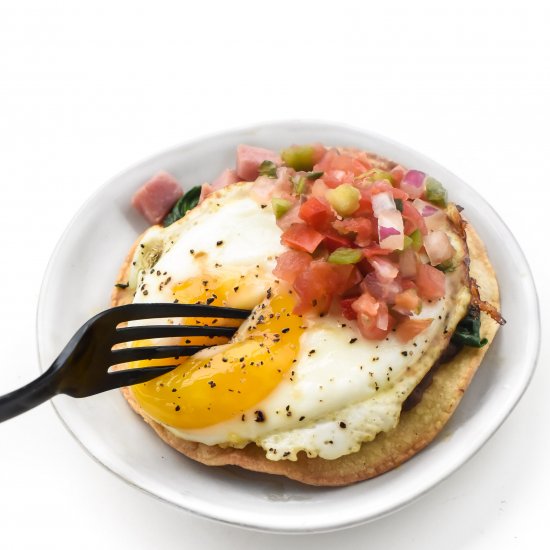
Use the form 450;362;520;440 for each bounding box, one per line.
35;119;541;533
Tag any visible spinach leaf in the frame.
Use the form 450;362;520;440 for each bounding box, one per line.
163;185;201;227
451;306;488;348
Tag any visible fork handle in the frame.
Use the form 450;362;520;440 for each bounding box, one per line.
0;369;60;422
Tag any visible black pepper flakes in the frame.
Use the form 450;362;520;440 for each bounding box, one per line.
349;338;358;344
339;422;347;429
216;240;224;246
208;381;216;388
254;410;265;422
175;405;181;412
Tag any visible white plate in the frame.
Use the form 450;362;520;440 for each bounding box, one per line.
36;121;540;533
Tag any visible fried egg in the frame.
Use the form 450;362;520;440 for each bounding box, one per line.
126;182;470;461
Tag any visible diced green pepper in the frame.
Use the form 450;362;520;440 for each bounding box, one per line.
409;229;423;251
395;198;403;212
271;197;293;218
425;177;447;206
258;160;278;178
363;168;394;185
281;145;316;171
326;184;360;217
328;247;363;265
403;235;413;249
291;175;307;195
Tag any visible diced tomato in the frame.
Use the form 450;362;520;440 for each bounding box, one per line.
313;149;369;187
356;305;396;341
340;297;358;320
395;318;433;343
333;217;374;246
399;248;418;278
322;170;355;187
362;181;409;201
415;263;446;300
273;250;312;284
352;196;373;217
351;291;379;316
281;223;324;254
394;288;421;313
402;201;428;236
322;230;354;252
314;149;368;176
362;245;394;259
401;278;417;291
293;261;357;314
299;197;333;229
390;165;405;185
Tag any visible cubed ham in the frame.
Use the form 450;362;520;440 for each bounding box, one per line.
236;144;281;181
131;171;183;225
211;168;239;190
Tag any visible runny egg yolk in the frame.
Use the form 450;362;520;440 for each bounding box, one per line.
130;287;304;430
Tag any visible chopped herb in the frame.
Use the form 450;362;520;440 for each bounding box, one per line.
306;171;324;180
163;185;201;227
291;175;307;195
436;259;456;273
258;160;278;178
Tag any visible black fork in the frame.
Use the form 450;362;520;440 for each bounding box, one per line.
0;303;250;422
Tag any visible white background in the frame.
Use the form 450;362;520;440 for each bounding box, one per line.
0;1;548;548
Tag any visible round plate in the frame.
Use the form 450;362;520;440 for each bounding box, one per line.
36;121;540;533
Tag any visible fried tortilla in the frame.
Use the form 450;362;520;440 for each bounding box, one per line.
112;215;499;487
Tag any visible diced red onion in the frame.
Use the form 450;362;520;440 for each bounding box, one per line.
412;198;447;230
311;179;329;199
370;257;399;281
361;272;401;303
400;170;426;199
377;209;404;250
376;305;389;330
423;230;455;265
372;192;396;217
379;226;400;240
